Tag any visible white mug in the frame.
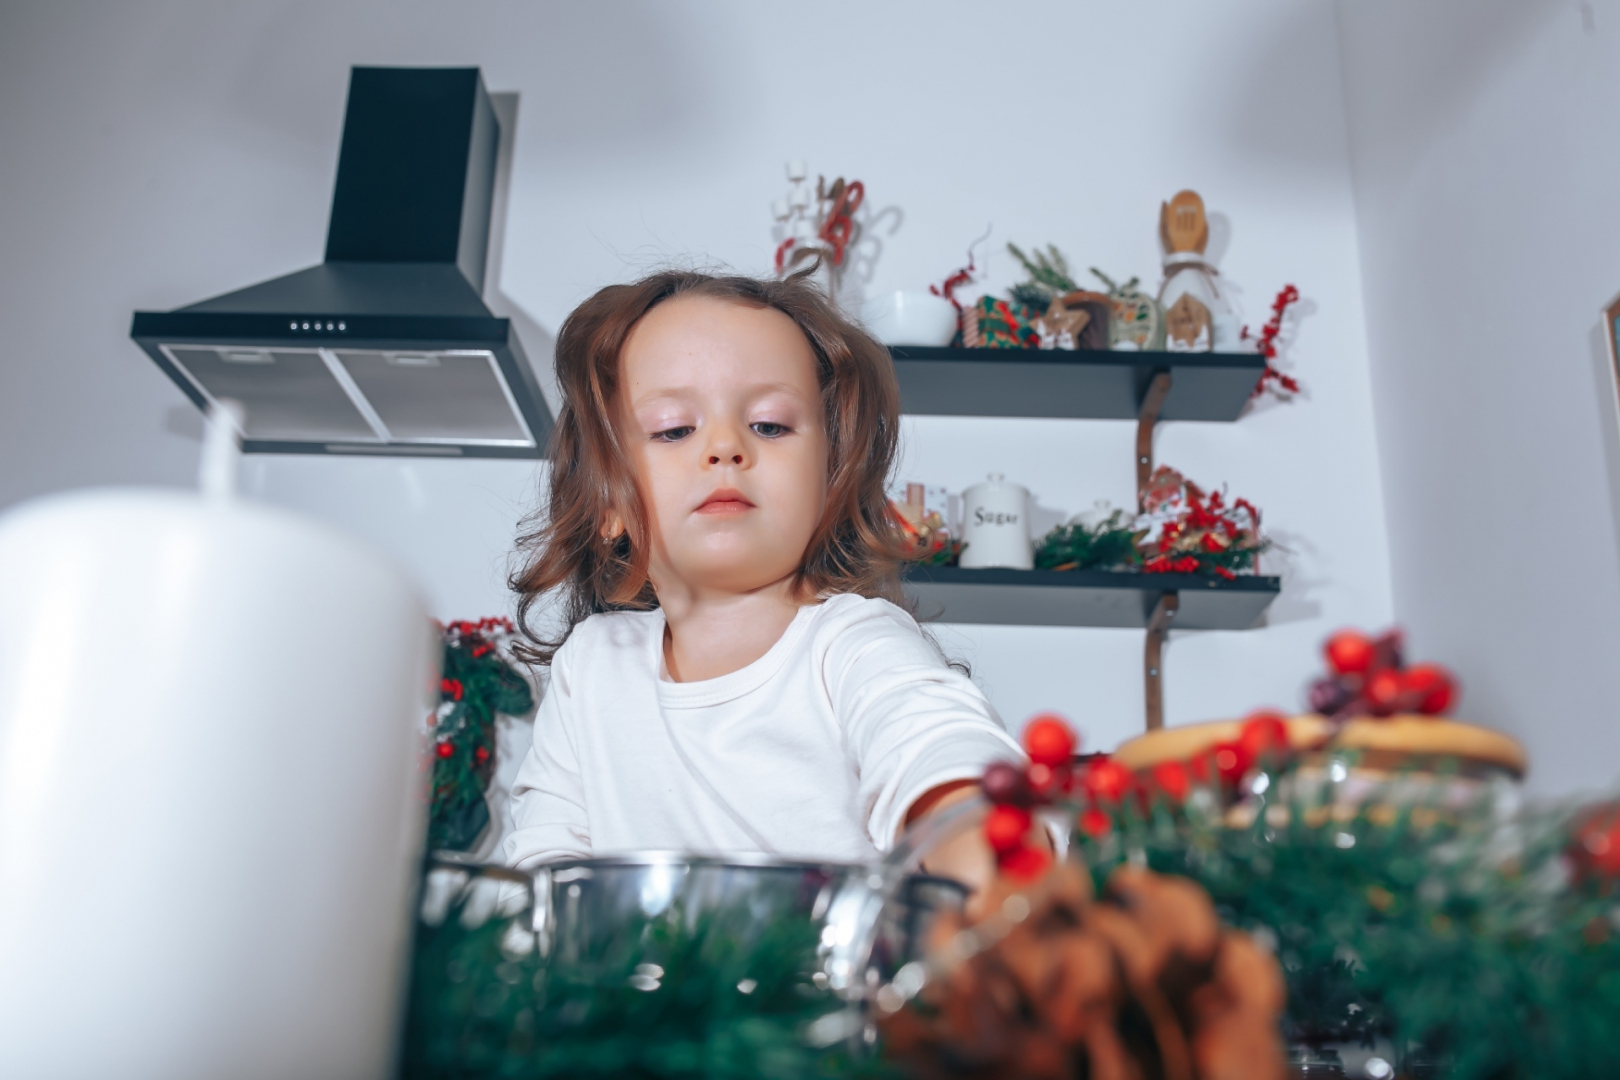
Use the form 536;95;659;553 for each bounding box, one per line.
958;473;1033;569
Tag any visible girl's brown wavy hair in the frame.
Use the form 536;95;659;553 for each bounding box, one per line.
509;268;909;667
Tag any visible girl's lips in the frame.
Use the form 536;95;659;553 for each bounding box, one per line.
696;489;754;514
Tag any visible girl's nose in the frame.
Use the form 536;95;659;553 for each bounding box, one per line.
703;424;750;467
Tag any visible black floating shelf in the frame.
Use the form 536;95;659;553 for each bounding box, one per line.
902;565;1280;630
888;346;1265;422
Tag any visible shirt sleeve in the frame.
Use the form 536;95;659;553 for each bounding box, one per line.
821;599;1024;851
502;636;592;871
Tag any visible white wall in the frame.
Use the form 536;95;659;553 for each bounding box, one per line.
1336;0;1620;795
0;0;1392;756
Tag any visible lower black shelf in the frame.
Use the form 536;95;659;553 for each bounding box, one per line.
901;565;1281;630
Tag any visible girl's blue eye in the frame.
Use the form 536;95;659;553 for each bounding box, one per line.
751;422;790;438
652;426;695;442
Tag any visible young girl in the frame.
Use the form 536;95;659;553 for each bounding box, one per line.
502;269;1022;880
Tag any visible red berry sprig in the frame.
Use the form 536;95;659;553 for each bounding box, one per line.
1245;284;1302;400
1309;628;1459;720
1571;803;1620;884
977;713;1081;880
1204;710;1292;790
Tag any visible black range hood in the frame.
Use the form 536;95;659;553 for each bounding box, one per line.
132;67;552;458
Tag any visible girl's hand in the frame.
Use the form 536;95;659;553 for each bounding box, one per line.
901;780;1054;911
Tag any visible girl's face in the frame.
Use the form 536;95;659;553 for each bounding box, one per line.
616;295;829;599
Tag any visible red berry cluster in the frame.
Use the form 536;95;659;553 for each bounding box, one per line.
1203;710;1291;789
1141;484;1262;581
980;715;1077;881
1127;711;1291;811
1309;628;1457;720
1245;284;1302;400
442;616;514;660
980;711;1298;871
1571;804;1620;884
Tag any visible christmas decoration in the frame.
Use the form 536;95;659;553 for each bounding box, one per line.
965;711;1620;1079
1137;465;1268;579
1006;241;1080;308
883;714;1287;1079
996;243;1103;350
1072;746;1620;1079
927;227;992;345
929;256;976;318
1243;284;1303;400
1308;628;1459;722
960;294;1040;349
880;862;1288;1080
771;162;866;275
1570;801;1620;882
401;876;883;1080
429;617;533;852
1091;268;1165;351
1035;290;1111;351
1023;713;1077;766
892;483;963;566
1033;503;1141;571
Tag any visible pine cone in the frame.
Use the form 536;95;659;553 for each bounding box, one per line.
880;864;1285;1080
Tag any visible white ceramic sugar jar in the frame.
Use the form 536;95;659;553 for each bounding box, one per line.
958;473;1033;569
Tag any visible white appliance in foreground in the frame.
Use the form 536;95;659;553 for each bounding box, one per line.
0;407;436;1079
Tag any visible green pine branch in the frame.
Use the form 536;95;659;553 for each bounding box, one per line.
1076;763;1620;1077
1007;242;1080;301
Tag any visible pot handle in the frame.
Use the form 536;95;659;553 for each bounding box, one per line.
884;792;990;876
820;793;992;1003
422;854;544;939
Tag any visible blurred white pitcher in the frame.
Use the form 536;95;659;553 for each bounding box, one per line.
0;404;437;1080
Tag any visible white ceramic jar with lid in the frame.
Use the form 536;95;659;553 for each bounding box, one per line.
958;473;1033;569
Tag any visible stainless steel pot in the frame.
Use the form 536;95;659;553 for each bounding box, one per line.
529;852;965;997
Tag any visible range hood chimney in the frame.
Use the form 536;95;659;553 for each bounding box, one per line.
131;67;552;457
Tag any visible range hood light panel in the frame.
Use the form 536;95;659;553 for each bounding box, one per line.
156;345;534;448
130;67;552;459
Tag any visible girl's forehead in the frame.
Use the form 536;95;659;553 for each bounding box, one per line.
622;295;817;389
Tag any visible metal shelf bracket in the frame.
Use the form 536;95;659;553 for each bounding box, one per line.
1144;591;1179;731
1136;370;1173;505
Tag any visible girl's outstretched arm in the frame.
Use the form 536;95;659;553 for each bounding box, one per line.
504;642;591;870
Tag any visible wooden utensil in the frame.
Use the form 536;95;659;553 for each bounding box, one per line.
1159;189;1208;254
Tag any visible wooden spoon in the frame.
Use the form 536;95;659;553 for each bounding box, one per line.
1159;190;1208;254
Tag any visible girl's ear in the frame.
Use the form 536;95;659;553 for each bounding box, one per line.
600;510;625;543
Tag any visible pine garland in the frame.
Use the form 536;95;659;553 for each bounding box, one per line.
430;618;534;852
1006;242;1079;304
400;885;888;1079
1033;509;1141;571
1071;760;1620;1078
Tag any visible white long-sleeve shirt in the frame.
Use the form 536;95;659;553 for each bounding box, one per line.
503;594;1021;869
